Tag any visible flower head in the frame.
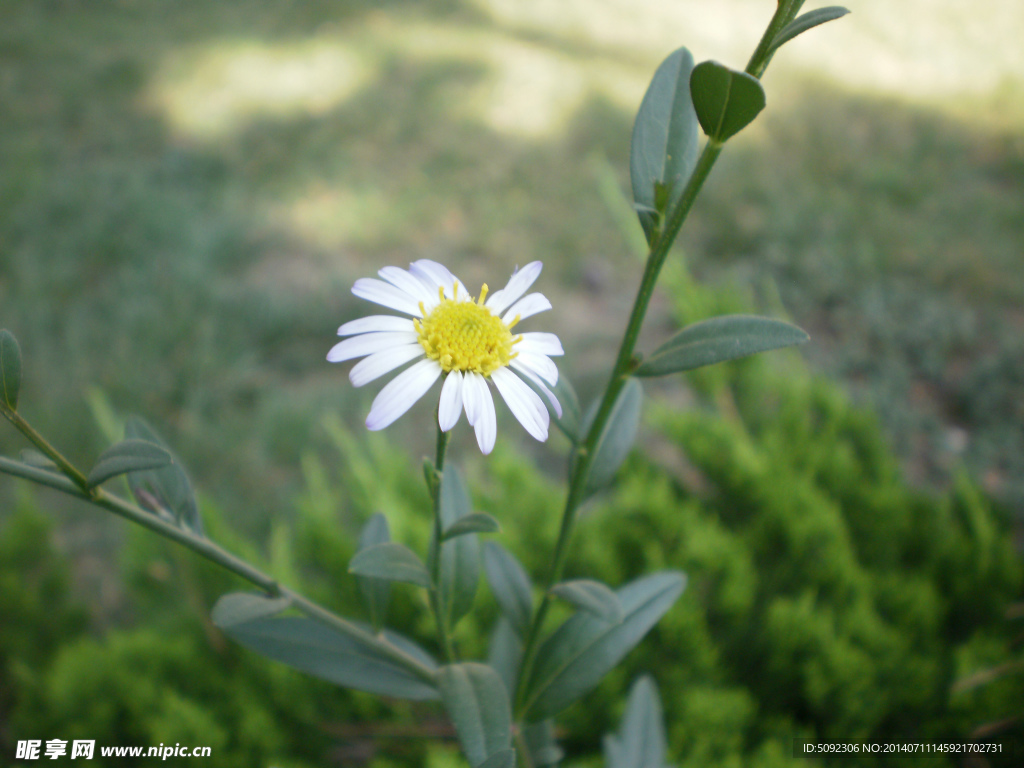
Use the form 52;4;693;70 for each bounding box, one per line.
328;260;563;454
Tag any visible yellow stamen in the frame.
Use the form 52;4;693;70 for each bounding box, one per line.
416;284;517;376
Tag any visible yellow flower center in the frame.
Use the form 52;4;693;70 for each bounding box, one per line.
415;284;520;376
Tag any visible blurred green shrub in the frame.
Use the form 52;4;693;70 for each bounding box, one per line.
553;271;1023;767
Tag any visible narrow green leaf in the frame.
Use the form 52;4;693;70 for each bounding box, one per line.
523;372;581;443
630;47;700;244
635;314;809;378
211;592;291;626
553;374;582;442
602;676;667;768
438;663;513;768
423;457;439;496
0;330;23;411
87;439;173;489
690;61;766;142
478;749;516;768
583;378;644;496
124;417;203;535
769;6;850;53
349;542;430;588
437;465;481;628
487;616;523;697
524;720;563;768
522;571;686;721
213;611;439;700
550;579;624;623
357;513;392;632
444;512;501;541
20;449;57;470
483;542;533;637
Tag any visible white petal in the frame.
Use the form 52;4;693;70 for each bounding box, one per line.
438;371;464;432
485;261;542;315
517;332;564;357
511;350;558;386
338;315;416;336
365;359;442;431
409;260;467;300
327;332;418;363
472;379;497;455
492;368;549;442
510;361;563;419
379;266;440;310
461;370;487;426
353;278;424;316
349;344;424;387
502;293;551;324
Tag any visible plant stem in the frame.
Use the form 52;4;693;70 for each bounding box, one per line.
513;727;536;768
427;423;456;663
1;403;93;493
512;140;722;717
511;0;800;720
0;454;438;685
745;0;806;78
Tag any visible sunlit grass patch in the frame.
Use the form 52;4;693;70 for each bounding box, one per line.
150;38;372;139
386;20;645;138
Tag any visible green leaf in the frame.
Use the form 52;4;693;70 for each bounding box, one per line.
602;676;667;768
423;457;439;496
0;330;23;411
769;6;850;53
635;314;809;378
357;513;392;632
437;465;481;628
19;449;57;470
523;371;581;443
438;663;513;768
583;378;644;496
87;439;173;489
521;571;686;721
349;542;430;588
630;47;700;244
478;750;516;768
487;616;523;697
550;579;624;623
210;592;291;626
212;607;439;700
444;512;501;540
483;542;534;638
524;720;563;768
690;61;766;142
124;417;203;535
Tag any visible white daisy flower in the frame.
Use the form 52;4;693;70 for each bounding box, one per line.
328;259;563;454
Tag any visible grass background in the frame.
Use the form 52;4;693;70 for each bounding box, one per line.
1;0;1023;720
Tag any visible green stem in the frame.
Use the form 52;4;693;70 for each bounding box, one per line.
1;404;93;493
746;0;807;78
512;0;799;720
513;727;535;768
512;141;722;718
0;454;437;685
427;423;456;663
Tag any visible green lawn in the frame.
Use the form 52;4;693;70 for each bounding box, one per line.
2;0;1022;528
